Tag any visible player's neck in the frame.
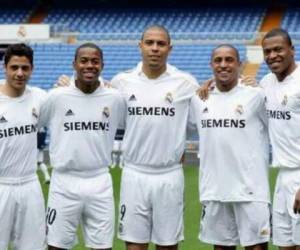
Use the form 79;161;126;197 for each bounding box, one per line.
142;64;167;79
75;80;100;94
0;82;25;97
216;79;238;92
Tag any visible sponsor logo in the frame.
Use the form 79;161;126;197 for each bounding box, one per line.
0;124;37;139
0;116;7;123
65;109;74;116
266;109;291;120
64;121;109;131
202;107;208;113
201;119;246;128
129;94;136;101
128;106;175;116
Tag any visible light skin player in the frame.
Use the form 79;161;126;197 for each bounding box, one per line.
199;29;300;250
191;45;269;250
0;44;46;250
112;25;199;250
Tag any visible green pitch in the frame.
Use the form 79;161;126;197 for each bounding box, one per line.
38;166;279;250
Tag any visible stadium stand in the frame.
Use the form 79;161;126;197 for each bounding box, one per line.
0;8;30;24
43;7;265;41
281;7;300;40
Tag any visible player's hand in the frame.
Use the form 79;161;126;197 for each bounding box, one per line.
240;75;258;87
196;78;215;100
54;75;71;88
293;188;300;214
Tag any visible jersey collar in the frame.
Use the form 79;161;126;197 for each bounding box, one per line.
135;62;173;81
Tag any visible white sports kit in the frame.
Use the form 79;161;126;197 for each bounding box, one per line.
189;84;271;246
40;82;125;249
111;62;198;245
0;86;46;250
261;67;300;246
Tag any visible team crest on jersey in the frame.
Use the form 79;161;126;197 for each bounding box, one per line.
129;94;137;101
165;92;173;103
202;107;209;113
32;108;38;119
0;116;7;123
102;107;110;118
260;229;269;236
119;223;124;234
281;95;288;106
235;104;244;115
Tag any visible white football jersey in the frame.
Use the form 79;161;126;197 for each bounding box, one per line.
111;62;199;173
260;66;300;169
0;85;46;182
189;84;270;202
39;83;126;177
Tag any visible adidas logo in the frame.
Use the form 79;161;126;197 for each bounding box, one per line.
0;116;7;123
202;107;208;113
65;109;74;116
129;94;136;101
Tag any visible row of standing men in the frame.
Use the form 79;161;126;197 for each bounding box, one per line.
0;25;300;250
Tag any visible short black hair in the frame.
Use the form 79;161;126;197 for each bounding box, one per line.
262;28;293;47
74;43;103;62
141;25;171;44
4;43;33;66
211;44;240;62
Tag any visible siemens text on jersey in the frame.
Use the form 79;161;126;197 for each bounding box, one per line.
0;124;37;139
266;109;291;120
128;107;175;116
201;119;246;128
63;121;109;131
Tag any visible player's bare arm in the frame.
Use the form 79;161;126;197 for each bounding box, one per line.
293;188;300;214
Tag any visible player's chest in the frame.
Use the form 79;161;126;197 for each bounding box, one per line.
55;97;116;122
0;99;39;128
124;82;187;108
265;83;300;112
200;95;256;120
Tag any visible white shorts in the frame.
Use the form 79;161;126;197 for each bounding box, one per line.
118;167;184;246
37;150;44;163
273;168;300;246
0;178;46;250
46;171;115;249
199;201;270;246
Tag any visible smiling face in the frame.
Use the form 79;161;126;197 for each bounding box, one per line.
211;46;241;91
73;47;103;87
4;55;33;95
262;35;295;81
139;27;172;76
